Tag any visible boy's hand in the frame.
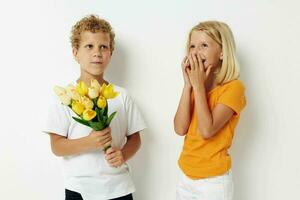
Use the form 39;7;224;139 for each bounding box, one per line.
87;127;112;150
105;147;125;168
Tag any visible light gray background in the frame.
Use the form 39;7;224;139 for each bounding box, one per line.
0;0;299;199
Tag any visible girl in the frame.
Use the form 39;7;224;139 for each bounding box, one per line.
174;21;246;200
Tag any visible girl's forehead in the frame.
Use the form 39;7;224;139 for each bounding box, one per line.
191;30;210;41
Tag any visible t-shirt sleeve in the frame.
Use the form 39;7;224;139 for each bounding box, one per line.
42;96;70;137
124;91;147;136
217;80;246;115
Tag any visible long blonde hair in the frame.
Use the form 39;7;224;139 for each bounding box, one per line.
186;21;240;84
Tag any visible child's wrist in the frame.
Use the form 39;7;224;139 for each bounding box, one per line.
121;149;128;162
183;84;192;90
81;136;93;151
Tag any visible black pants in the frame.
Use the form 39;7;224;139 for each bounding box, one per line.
65;189;133;200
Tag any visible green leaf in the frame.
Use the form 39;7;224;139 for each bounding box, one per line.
106;111;117;126
88;121;106;131
72;117;90;127
104;104;108;116
96;107;103;121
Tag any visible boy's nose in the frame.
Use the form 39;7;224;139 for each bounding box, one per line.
93;50;102;57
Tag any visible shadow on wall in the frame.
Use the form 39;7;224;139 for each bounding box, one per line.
231;49;261;200
105;43;129;86
104;42;153;199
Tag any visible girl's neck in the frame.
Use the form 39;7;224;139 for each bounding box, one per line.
205;74;218;93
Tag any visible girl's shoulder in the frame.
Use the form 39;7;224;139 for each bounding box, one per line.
220;79;245;91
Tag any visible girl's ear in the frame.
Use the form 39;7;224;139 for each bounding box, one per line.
72;48;79;62
220;52;223;60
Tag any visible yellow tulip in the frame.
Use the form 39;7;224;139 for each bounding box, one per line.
82;109;97;121
101;83;119;99
77;81;88;96
80;96;94;110
97;96;107;109
66;84;81;101
71;101;85;115
99;83;107;95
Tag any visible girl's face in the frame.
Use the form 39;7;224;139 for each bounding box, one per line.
189;30;223;70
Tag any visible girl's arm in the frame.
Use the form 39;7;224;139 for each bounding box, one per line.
174;86;192;136
187;53;234;139
174;57;193;136
193;85;234;139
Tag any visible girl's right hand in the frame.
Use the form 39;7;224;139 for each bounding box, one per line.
87;127;112;150
181;56;192;88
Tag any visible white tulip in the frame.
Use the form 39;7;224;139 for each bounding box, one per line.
66;84;80;101
59;94;71;106
88;87;99;99
54;86;66;96
91;79;101;91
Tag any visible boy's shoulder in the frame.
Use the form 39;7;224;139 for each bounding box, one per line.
111;84;132;101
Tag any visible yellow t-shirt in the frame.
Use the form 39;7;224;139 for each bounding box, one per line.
178;80;246;179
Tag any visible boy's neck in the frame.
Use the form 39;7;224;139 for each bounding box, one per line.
77;74;108;86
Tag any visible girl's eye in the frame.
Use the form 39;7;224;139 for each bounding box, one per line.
189;45;195;49
85;44;93;49
202;43;208;48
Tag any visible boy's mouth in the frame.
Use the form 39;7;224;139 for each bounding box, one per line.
91;62;102;64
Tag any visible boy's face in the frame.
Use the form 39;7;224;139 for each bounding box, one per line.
73;31;112;77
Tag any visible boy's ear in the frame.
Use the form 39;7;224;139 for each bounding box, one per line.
72;48;79;62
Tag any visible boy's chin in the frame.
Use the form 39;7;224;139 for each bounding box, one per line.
82;69;105;77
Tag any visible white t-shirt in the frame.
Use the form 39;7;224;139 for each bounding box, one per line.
43;84;146;200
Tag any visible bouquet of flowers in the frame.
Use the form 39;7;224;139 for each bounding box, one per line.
53;79;119;151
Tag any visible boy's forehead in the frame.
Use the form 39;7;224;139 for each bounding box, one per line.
80;31;110;43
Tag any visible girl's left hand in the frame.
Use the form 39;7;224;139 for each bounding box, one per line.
187;53;212;88
105;147;125;168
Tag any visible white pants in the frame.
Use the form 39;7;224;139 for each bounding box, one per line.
176;170;233;200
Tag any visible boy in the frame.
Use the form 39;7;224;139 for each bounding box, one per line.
44;15;146;200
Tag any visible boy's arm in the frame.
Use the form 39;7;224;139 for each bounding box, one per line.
105;132;141;167
122;132;141;162
174;85;192;136
49;127;112;156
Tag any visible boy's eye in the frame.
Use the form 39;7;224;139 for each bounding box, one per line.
100;45;108;50
202;43;208;48
85;44;93;49
189;45;195;49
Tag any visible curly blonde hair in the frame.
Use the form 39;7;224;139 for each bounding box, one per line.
70;15;115;52
186;21;240;84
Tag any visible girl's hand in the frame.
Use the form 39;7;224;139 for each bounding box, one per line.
181;56;192;88
187;53;213;89
105;147;125;168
